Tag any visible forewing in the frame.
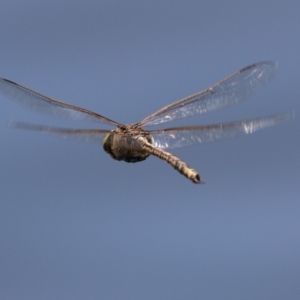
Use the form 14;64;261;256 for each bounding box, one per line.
0;78;120;126
141;61;278;126
9;122;109;144
149;113;290;149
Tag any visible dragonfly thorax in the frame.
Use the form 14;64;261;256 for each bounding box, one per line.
102;124;152;163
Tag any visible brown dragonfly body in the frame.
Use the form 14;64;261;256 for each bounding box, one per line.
103;123;201;183
0;62;289;183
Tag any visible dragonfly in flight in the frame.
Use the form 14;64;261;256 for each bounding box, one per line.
0;61;290;183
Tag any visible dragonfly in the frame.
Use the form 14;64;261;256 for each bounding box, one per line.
0;61;290;183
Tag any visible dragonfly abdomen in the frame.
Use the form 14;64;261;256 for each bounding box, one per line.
137;137;203;184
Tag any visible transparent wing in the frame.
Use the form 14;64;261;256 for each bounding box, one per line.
140;61;278;126
149;113;290;149
0;78;120;126
9;122;109;144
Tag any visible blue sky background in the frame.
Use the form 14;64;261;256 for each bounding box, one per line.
0;1;299;299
